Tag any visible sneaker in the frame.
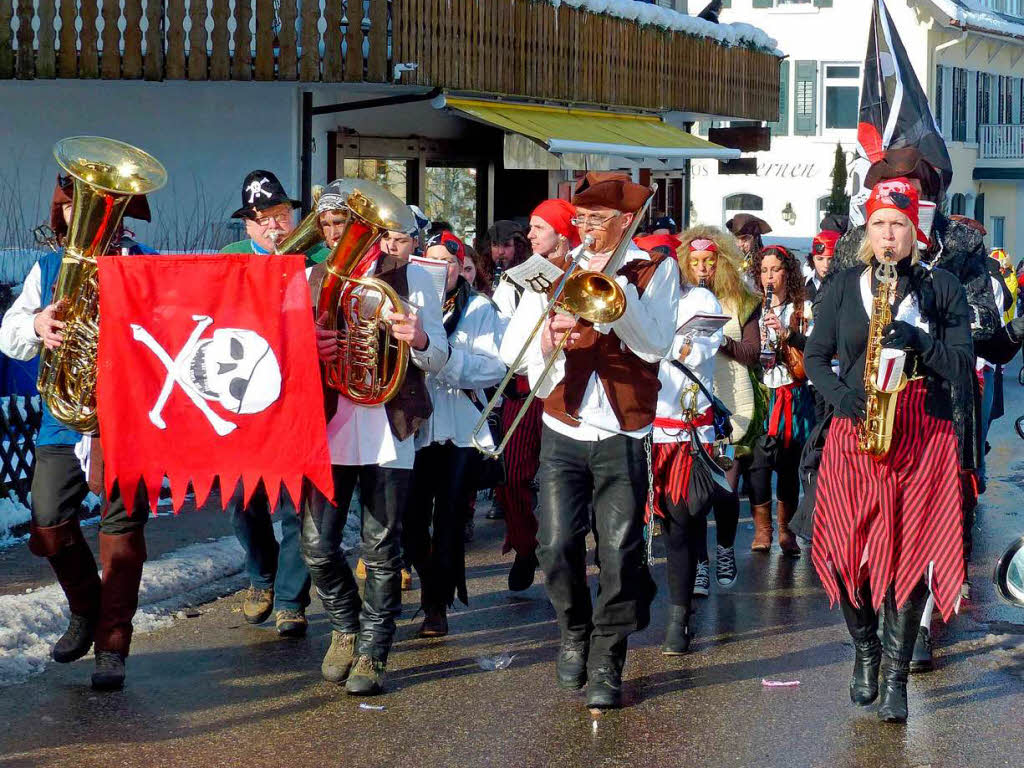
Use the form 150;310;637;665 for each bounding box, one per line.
275;608;308;638
345;654;386;696
401;568;414;591
693;561;710;597
242;586;274;625
715;545;737;587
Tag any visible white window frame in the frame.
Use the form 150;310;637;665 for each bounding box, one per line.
991;216;1006;249
821;61;861;137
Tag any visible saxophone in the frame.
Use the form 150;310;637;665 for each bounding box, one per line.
856;250;909;457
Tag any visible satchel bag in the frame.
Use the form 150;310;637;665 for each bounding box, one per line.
684;426;731;519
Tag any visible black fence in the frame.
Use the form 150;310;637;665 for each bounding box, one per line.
0;395;41;507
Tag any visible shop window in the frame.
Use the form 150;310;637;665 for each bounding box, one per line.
724;194;764;211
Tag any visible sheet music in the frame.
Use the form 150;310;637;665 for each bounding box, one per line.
504;254;566;294
408;255;448;304
676;312;731;337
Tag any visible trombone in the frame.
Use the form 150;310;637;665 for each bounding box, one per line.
471;187;655;457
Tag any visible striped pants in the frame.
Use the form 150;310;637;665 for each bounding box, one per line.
495;397;543;556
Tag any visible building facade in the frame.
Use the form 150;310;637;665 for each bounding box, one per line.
691;0;1024;258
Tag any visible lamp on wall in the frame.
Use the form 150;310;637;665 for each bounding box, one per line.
782;202;796;226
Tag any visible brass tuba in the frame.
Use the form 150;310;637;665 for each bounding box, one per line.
315;179;416;405
38;137;167;434
271;185;324;256
857;252;908;457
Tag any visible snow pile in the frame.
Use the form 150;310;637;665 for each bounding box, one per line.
930;0;1024;40
0;496;31;544
0;534;246;686
550;0;782;55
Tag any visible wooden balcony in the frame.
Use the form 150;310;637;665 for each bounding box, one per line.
0;1;780;121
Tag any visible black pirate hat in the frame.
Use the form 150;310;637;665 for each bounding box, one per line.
230;170;300;220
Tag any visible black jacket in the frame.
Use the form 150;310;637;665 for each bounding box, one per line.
805;264;974;426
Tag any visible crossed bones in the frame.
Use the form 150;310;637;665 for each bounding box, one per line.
130;316;238;437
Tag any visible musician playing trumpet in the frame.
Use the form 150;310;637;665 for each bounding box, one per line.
804;178;974;724
500;172;680;710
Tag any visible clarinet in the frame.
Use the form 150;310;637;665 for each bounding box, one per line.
759;285;777;369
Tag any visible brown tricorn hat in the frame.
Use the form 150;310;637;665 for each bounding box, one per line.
864;146;942;199
49;174;152;240
571;172;652;213
949;214;987;236
725;213;771;237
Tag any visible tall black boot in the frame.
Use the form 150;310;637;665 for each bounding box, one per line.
878;582;928;723
838;580;880;706
662;605;693;656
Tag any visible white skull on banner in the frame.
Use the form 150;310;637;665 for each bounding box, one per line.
185;328;282;414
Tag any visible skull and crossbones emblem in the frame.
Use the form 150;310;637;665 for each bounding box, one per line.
245;177;273;204
131;316;282;436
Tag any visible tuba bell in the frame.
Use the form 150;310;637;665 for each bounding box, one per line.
37;137;167;434
271;185;325;256
315;179;416;405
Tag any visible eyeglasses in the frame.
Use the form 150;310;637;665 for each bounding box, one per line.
253;211;293;227
570;213;620;229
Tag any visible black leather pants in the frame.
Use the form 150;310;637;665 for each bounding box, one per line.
300;464;411;662
536;426;655;663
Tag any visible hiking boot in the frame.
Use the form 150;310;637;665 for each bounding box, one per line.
555;638;588;690
345;655;386;696
715;545;737;587
586;664;623;710
321;631;357;683
91;650;126;691
401;568;413;591
508;551;539;592
242;587;274;625
693;561;710;597
417;605;448;638
275;608;307;638
52;613;97;664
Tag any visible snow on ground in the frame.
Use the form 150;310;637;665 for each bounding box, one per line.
0;496;31;546
0;534;248;686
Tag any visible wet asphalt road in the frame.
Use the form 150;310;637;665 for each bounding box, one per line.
1;366;1022;767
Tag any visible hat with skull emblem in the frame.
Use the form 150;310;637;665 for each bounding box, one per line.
231;170;301;220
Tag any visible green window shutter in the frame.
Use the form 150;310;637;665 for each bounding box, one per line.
813;0;833;7
753;0;772;8
794;60;818;136
769;60;790;136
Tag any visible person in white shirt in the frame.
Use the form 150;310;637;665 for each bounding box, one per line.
490;199;579;593
301;181;448;696
501;172;679;710
402;232;506;636
648;278;723;655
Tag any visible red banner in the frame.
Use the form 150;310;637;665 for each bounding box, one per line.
96;253;333;514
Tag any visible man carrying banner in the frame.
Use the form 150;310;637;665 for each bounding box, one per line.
303;180;448;696
220;170;312;638
500;173;680;710
0;181;155;691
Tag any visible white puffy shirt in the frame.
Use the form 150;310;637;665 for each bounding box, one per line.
653;286;723;445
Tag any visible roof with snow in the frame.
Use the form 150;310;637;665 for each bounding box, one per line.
550;0;783;56
924;0;1024;42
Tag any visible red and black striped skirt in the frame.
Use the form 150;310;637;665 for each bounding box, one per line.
811;379;963;621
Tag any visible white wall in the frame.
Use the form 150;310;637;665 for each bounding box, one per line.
0;80;468;252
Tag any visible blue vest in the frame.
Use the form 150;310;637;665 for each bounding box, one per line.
36;251;83;447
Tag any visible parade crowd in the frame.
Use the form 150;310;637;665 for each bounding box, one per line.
3;145;1024;725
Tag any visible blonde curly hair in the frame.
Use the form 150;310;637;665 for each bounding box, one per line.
677;225;760;321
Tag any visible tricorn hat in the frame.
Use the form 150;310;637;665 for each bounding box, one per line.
231;170;300;220
571;172;652;214
725;213;771;237
49;174;151;238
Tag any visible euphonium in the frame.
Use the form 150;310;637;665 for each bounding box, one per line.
315;179;416;405
38;137;166;433
857;249;908;457
271;185;324;255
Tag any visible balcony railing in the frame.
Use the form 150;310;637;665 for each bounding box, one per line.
980;123;1024;160
0;0;780;120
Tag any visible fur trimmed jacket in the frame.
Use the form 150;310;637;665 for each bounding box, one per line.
819;213;998;472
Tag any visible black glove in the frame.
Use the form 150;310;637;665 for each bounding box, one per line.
837;389;867;421
881;320;932;355
1008;316;1024;344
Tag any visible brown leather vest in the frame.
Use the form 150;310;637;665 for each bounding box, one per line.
543;253;666;432
309;253;432;442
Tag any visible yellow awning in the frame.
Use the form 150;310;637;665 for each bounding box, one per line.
440;97;740;169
